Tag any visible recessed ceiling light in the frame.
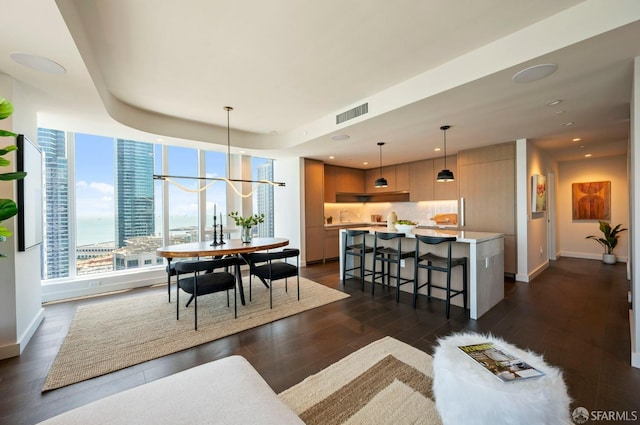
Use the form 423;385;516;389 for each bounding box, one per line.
512;64;558;83
555;110;566;114
585;154;592;158
10;52;66;74
329;156;335;159
363;161;368;165
579;145;585;148
434;148;441;152
546;99;562;106
572;138;582;142
562;121;574;126
331;134;350;141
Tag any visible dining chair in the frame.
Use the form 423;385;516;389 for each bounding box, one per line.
413;235;468;318
174;256;243;330
245;248;300;308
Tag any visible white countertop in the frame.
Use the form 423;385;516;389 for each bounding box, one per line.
339;226;503;243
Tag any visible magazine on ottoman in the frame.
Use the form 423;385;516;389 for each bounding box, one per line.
458;342;545;383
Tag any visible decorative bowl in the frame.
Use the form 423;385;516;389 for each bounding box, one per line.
394;224;416;234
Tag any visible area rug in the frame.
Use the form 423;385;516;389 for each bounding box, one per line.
278;336;442;425
42;277;349;392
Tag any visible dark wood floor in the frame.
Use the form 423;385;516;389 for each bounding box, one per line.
1;257;638;424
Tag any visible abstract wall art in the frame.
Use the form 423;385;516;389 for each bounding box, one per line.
572;181;611;220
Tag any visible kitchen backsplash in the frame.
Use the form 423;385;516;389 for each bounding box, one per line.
324;200;458;226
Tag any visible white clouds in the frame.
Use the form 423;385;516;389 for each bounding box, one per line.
89;182;114;194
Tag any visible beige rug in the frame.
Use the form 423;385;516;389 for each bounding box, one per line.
279;336;443;425
43;277;349;392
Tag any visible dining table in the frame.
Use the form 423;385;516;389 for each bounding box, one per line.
156;237;290;305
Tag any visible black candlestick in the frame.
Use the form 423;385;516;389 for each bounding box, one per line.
211;215;222;246
218;224;225;245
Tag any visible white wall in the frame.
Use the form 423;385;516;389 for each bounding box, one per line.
273;156;302;259
630;56;639;368
557;155;629;261
0;75;44;359
526;143;556;280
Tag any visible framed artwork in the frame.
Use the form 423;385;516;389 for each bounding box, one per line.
16;134;44;251
572;181;610;220
532;174;547;212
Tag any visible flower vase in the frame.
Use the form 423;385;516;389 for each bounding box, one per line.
241;226;253;243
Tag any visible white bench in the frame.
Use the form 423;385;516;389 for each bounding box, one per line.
38;355;304;425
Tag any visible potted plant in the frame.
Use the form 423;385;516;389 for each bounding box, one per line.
228;211;265;243
0;97;27;257
586;220;627;264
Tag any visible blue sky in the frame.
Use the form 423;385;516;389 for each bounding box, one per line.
74;133;265;221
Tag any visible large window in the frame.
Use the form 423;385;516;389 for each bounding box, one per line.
39;128;275;284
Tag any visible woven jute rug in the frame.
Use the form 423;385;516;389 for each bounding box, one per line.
279;336;442;425
43;277;349;392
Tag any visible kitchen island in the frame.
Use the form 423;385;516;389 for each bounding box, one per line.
339;227;504;319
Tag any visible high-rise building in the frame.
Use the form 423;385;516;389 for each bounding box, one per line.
37;128;70;279
255;160;274;237
114;139;154;252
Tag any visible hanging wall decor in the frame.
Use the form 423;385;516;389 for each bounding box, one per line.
532;174;547;213
572;181;611;220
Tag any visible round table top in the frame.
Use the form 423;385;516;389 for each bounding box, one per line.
156;237;289;258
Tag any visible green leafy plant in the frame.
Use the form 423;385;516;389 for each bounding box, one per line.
394;219;417;225
228;211;265;228
0;97;27;256
585;220;627;254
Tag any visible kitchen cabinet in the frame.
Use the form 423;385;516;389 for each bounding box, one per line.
335;166;365;193
324;164;337;202
395;164;410;191
304;159;325;263
458;143;516;274
409;159;434;201
324;165;365;201
324;228;340;260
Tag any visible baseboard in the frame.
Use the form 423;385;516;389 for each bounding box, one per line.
631;310;640;369
0;307;44;360
560;251;629;263
529;260;549;281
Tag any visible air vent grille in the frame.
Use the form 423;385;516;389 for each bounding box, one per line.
336;103;368;124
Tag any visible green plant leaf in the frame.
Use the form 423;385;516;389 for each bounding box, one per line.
0;171;27;181
0;98;14;120
0;225;12;238
0;145;18;155
0;130;17;138
0;157;9;167
0;199;18;221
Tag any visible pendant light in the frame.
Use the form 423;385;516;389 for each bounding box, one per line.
374;142;388;188
436;125;454;182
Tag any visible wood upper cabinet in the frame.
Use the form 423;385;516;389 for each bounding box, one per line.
335;166;365;193
433;155;458;200
324;164;337;202
395;164;410;191
409;159;434;201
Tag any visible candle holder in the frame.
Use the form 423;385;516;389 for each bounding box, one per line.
210;214;223;246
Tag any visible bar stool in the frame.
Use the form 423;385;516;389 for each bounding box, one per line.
342;229;374;291
413;235;468;318
372;231;415;302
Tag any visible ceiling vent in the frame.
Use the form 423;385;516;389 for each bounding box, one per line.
336;102;368;125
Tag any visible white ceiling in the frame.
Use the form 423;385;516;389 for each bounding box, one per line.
1;0;639;169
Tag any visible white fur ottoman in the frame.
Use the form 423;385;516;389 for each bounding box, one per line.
433;332;571;425
38;355;304;425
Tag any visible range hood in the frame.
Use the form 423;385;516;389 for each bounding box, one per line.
335;191;410;203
